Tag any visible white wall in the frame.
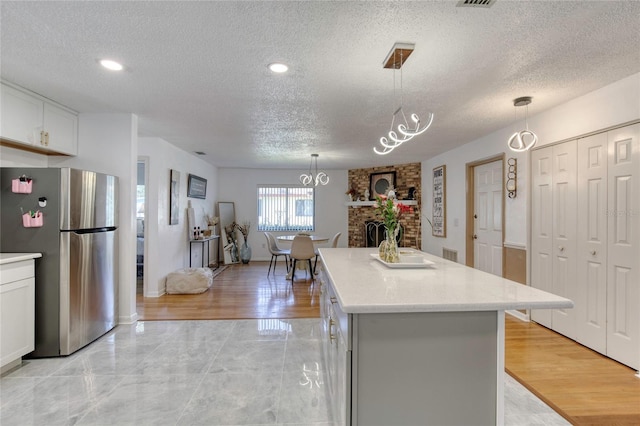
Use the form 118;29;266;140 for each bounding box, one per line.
49;113;139;323
422;72;640;263
138;137;218;297
217;168;348;261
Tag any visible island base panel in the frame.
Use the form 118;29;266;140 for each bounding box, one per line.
353;311;498;425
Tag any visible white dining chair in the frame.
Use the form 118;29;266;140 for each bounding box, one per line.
290;235;316;281
264;232;290;275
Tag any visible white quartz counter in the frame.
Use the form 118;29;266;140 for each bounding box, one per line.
318;248;573;314
0;253;42;265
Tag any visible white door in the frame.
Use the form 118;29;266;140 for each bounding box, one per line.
474;160;503;277
531;146;554;328
606;123;639;370
576;133;608;353
551;140;577;338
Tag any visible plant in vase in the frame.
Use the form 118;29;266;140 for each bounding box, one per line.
205;214;219;234
375;195;413;263
345;185;357;202
234;221;252;264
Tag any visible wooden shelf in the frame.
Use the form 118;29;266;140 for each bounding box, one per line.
345;200;418;207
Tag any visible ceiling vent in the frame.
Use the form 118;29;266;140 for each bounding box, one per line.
456;0;496;8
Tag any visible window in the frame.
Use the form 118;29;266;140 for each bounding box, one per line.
258;186;315;231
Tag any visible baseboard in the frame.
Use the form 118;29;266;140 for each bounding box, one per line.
119;312;139;325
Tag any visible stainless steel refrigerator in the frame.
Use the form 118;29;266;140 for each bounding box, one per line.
1;167;118;357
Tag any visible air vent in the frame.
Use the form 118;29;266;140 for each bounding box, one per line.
442;248;458;263
456;0;496;8
194;151;207;156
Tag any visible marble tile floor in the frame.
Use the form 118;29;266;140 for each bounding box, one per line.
0;319;569;426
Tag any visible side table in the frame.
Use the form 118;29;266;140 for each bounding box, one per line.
189;235;219;269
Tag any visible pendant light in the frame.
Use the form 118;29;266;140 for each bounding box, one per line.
300;154;329;186
507;96;538;152
374;43;434;156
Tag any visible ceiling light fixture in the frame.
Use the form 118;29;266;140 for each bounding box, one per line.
268;63;288;73
300;154;329;186
99;59;124;71
374;43;434;156
507;96;538;152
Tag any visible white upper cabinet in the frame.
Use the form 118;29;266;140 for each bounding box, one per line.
1;82;77;155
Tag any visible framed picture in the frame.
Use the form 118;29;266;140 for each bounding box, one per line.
369;171;396;200
187;174;207;199
432;165;446;237
169;169;180;225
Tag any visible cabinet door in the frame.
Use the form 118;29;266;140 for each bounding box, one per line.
551;140;577;337
1;277;35;367
43;102;78;155
0;83;43;146
576;133;608;353
531;146;554;328
606;123;639;370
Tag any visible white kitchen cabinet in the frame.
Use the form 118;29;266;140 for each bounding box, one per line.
531;122;639;370
0;253;40;371
1;82;78;155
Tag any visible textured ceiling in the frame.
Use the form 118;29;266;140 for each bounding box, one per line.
1;1;639;170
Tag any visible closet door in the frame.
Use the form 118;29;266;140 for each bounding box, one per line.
606;123;639;370
551;140;577;337
530;146;554;328
576;133;608;353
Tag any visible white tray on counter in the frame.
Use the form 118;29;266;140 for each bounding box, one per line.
370;253;435;269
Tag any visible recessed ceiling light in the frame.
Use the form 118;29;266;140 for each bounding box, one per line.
100;59;124;71
268;63;288;73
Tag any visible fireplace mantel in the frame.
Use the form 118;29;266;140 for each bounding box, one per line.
345;200;418;208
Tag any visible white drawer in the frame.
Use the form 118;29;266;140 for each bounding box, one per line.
0;260;35;285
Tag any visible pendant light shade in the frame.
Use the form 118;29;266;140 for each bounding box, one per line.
300;154;329;186
508;96;538;152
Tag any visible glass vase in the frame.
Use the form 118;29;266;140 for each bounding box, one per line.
240;241;252;264
380;227;399;263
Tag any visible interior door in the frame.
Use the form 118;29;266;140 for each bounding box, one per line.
576;132;607;353
530;147;554;328
551;140;577;337
606;123;639;369
473;160;503;277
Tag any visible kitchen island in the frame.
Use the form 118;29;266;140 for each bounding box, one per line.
317;248;573;426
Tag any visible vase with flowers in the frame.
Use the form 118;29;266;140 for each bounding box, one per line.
235;221;252;264
345;185;357;202
375;195;413;263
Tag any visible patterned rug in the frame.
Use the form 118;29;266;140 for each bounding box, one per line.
210;264;229;280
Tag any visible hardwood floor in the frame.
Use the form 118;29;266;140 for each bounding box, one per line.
505;315;640;425
137;262;320;320
137;261;640;425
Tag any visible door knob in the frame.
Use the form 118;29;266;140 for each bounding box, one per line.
591;250;597;256
474;214;478;219
473;234;478;240
559;246;565;252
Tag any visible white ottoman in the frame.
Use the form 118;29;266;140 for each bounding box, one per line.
166;268;213;294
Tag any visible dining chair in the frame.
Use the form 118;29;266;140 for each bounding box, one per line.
289;235;316;281
313;232;342;274
264;232;290;275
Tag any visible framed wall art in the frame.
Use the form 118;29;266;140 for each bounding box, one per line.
187;174;207;199
369;171;396;200
169;169;180;225
432;165;446;237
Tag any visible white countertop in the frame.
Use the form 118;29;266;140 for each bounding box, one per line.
318;248;573;314
0;253;42;265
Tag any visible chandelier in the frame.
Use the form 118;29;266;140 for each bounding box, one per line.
300;154;329;186
374;43;434;155
507;96;538;152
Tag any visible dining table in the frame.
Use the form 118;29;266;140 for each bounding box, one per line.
277;234;329;279
276;234;329;243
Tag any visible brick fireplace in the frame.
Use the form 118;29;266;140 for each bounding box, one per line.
347;162;421;249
